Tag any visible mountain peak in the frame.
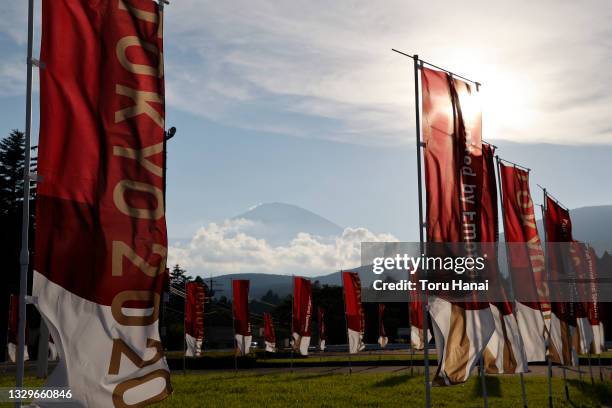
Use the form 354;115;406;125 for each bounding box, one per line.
233;202;343;246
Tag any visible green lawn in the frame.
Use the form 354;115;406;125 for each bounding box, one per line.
3;371;609;407
157;372;611;407
166;350;612;371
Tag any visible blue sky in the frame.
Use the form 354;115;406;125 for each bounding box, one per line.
1;1;611;276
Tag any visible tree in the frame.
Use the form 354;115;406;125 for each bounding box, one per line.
169;264;190;288
0;130;28;215
0;129;37;361
260;289;280;305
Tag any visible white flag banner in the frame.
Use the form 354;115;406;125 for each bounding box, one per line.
484;304;528;374
430;297;495;385
235;334;252;356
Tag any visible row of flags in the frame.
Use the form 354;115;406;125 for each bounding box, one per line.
417;63;607;388
230;274;365;356
14;0;607;406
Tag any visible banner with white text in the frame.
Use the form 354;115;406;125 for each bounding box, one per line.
34;1;170;406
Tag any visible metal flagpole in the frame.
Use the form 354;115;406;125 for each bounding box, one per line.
242;323;245;361
562;367;569;400
588;352;594;384
36;321;49;379
377;304;382;365
494;156;529;408
290;275;294;374
598;355;603;381
183;280;187;375
340;273;352;374
412;54;431;408
471;80;489;408
478;354;488;408
409;309;414;376
231;280;237;373
16;1;35;404
541;195;554;408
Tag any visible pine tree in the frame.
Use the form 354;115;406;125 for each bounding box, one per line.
0;129;37;361
169;264;190;289
0;130;26;215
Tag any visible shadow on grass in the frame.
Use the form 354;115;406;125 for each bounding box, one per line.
472;376;502;398
371;375;414;388
566;379;612;405
250;372;341;384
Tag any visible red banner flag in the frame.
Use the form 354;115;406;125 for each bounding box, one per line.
584;247;605;354
232;280;251;355
185;282;205;357
378;304;388;348
34;1;170;405
569;242;595;355
421;66;494;385
292;277;312;356
263;312;276;353
498;162;547;362
318;307;326;351
342;272;365;354
409;294;430;350
481;145;528;374
7;294;28;363
544;195;577;365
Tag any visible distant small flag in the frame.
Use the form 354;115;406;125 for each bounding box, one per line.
233;280;252;356
569;242;596;355
342;272;365;354
185;282;206;357
263;313;276;353
584;247;605;354
7;294;28;363
545;194;578;366
318;307;326;351
409;284;430;350
378;304;388;348
292;277;312;356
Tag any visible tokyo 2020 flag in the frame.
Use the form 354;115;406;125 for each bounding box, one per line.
318;307;326;351
499;163;547;362
292;277;312;356
378;304;388;348
34;1;170;406
481;144;527;374
233;280;252;356
544;195;577;366
185;282;205;357
342;272;365;354
584;247;605;354
263;313;276;353
422;66;494;385
409;272;430;350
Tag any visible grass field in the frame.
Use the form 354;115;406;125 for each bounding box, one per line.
165;350;612;367
2;371;610;407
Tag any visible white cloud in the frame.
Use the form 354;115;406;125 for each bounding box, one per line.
160;0;612;146
168;218;396;276
0;57;25;97
1;1;611;144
